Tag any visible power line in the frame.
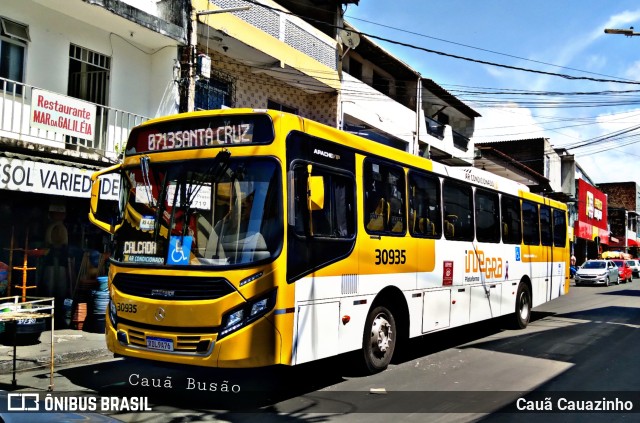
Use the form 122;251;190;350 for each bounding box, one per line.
205;2;640;156
345;15;640;84
243;0;640;86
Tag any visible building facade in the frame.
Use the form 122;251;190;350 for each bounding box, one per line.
0;0;187;307
598;182;640;255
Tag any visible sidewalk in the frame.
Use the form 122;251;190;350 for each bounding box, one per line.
0;328;111;375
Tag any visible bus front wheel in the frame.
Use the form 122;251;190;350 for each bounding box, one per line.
513;283;531;329
363;305;396;374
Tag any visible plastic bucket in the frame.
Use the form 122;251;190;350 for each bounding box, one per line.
97;276;109;291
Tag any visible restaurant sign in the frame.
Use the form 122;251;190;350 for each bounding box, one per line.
30;89;96;141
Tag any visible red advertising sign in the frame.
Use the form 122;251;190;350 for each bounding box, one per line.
577;179;607;231
443;261;453;286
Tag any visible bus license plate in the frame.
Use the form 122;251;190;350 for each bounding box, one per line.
146;336;174;351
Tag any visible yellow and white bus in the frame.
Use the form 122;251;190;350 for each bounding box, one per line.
89;108;569;373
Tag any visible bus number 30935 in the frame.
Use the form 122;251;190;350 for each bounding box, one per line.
374;249;407;265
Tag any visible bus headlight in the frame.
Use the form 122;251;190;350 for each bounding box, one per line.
219;290;276;339
109;299;117;327
251;298;269;317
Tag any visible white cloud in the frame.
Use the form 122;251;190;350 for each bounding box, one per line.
602;10;640;32
583;55;607;72
473;103;547;142
624;61;640;81
596;109;640;130
570;108;640;183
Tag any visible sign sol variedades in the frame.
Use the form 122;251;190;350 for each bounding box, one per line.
30;89;97;141
1;156;94;198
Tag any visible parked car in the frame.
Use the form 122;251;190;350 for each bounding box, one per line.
574;259;620;286
612;259;633;284
626;259;640;278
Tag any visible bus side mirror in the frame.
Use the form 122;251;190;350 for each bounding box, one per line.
89;164;124;234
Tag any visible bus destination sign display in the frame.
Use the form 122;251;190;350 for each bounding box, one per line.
126;115;274;154
147;123;252;151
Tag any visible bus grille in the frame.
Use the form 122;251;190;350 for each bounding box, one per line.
112;274;235;300
127;329;212;353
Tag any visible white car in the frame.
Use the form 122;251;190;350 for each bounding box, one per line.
574;259;620;287
626;259;640;278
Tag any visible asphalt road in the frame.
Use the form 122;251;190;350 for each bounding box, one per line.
1;279;639;422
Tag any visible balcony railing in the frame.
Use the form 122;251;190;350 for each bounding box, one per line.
425;116;445;140
0;77;148;158
210;0;337;71
452;130;470;152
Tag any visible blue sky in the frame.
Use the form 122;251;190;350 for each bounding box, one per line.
345;1;640;184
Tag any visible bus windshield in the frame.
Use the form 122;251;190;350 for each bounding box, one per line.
113;156;282;267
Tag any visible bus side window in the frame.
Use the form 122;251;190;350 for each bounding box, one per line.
295;164;355;239
475;188;500;243
443;179;473;241
387;171;405;233
522;200;540;245
553;208;567;247
540;205;552;246
364;160;405;235
364;162;388;232
408;171;441;238
501;194;522;244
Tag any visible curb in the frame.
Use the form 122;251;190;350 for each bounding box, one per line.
0;347;112;374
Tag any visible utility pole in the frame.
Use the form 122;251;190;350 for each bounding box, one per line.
187;6;251;112
604;27;640;37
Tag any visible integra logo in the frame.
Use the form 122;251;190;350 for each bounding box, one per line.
314;148;340;160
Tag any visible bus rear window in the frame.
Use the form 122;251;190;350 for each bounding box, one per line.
125;114;275;154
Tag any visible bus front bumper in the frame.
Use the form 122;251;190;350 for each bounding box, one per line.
106;315;283;368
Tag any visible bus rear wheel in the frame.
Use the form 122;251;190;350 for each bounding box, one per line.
513;283;531;329
363;305;396;374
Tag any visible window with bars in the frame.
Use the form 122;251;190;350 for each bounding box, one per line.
195;76;232;110
67;44;111;149
68;44;110;105
267;99;298;115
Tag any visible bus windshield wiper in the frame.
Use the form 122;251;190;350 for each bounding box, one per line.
140;155;156;207
180;149;231;237
153;172;169;242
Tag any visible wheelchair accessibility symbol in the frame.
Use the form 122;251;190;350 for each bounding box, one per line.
168;236;193;265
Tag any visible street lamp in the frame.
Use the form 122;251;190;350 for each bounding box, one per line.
604;27;640;37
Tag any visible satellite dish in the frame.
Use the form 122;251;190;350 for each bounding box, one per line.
339;29;360;49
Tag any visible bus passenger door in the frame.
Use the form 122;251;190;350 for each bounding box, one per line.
540;204;553;303
285;134;357;285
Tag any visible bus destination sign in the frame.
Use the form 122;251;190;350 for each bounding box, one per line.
126;114;275;154
147;123;252;151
